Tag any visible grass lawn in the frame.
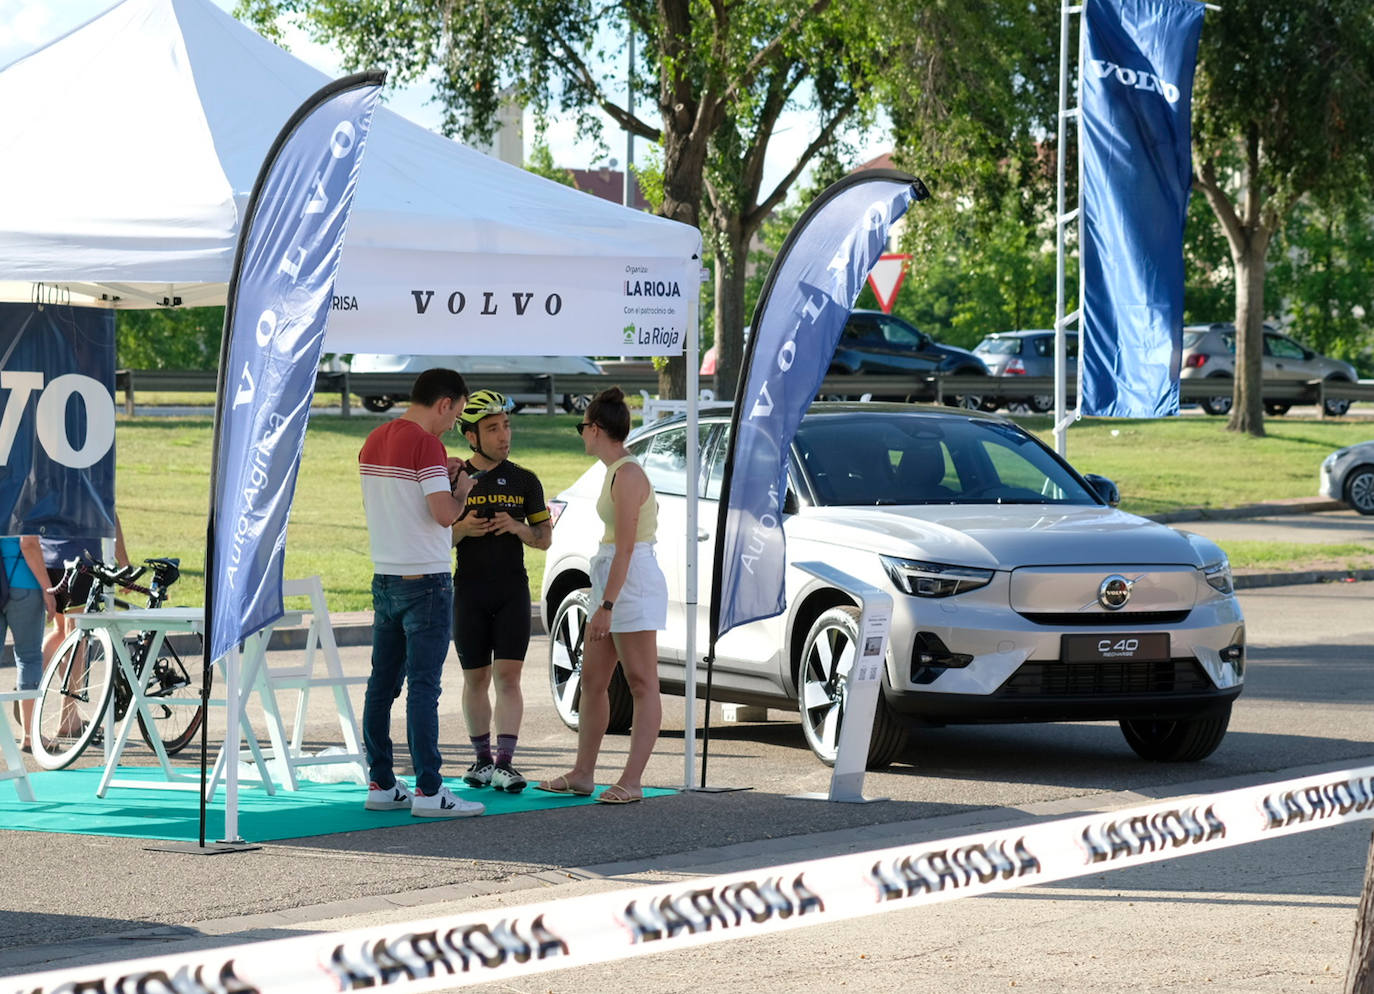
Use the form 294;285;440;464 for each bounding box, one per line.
112;410;1373;613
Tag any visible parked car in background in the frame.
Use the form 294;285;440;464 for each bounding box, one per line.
1181;323;1358;417
347;354;603;413
1320;441;1374;515
828;310;991;408
541;403;1244;768
973;329;1079;412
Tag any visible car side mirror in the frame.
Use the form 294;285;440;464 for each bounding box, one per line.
1082;473;1120;507
783;488;799;515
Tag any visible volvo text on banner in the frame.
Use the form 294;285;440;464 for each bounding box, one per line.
1080;0;1205;418
0;302;115;539
207;73;384;663
710;171;926;639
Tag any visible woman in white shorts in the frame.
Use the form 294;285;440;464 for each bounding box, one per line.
537;386;667;804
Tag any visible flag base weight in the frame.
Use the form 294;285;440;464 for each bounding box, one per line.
144;841;262;856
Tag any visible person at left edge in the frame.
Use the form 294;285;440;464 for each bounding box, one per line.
450;390;552;794
358;367;484;819
2;534;56;751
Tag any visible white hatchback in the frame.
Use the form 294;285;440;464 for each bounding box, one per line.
540;404;1245;768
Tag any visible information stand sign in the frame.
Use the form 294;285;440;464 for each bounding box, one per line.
790;562;893;804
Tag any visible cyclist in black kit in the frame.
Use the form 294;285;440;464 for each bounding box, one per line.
451;390;552;792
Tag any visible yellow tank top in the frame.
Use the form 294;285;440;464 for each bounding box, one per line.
597;455;658;544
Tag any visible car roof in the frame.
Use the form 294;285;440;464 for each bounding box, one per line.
982;329;1061;338
633;401;1012;436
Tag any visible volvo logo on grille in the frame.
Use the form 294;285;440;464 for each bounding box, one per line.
1098;575;1134;610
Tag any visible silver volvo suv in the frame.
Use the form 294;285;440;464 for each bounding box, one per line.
541;405;1245;768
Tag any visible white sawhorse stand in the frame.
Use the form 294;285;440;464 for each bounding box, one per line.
0;688;39;801
790;562;893;804
215;576;366;791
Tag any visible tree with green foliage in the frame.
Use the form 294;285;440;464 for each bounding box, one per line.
238;0;1049;399
524;141;576;187
116;307;223;369
1191;0;1374;435
1266;193;1374;377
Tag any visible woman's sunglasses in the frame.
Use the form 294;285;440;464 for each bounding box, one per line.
575;422;594;435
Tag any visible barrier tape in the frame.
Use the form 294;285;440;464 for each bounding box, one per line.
9;763;1374;994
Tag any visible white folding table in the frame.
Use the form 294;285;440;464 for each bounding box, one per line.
74;608;300;800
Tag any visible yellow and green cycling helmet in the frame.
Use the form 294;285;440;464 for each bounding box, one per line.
458;389;514;429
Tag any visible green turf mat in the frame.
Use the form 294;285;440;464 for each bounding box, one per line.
0;767;675;841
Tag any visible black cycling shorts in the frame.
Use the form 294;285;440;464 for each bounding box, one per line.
47;566;93;614
452;577;532;670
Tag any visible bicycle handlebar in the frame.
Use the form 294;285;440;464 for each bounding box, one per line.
50;555;182;607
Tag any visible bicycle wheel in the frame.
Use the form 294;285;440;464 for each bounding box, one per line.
136;640;208;755
32;628;116;770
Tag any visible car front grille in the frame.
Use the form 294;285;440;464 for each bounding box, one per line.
997;659;1213;698
1019;610;1191;627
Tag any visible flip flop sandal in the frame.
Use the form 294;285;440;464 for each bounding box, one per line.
535;774;594;796
595;784;643;805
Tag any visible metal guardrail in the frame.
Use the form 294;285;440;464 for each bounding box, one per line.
114;368;1373;416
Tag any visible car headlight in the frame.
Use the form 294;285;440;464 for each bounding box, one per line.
1203;558;1233;595
1324;449;1347;470
881;555;994;598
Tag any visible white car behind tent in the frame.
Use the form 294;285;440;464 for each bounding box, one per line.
348;354;604;413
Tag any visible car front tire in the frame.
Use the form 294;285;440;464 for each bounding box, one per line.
547;586;634;733
1322;383;1352;417
796;606;908;769
1118;703;1231;762
1343;464;1374;515
362;395;394;413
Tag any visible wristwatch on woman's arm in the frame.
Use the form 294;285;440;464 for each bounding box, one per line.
601;599;614;611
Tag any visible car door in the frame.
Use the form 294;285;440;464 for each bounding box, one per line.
1264;332;1312;381
692;422;799;689
627;420;713;669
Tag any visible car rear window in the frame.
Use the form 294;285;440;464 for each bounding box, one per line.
977;337;1022;356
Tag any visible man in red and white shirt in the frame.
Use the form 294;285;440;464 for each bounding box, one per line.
358;368;483;818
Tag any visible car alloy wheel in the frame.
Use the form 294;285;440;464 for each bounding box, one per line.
1344;465;1374;515
1323;394;1352;417
796;606;907;769
547;586;633;733
1199;390;1232;416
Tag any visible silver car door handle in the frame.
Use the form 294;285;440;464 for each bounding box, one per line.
698;529;711;541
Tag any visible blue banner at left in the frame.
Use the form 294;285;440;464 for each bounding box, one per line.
0;302;116;540
208;74;383;663
1080;0;1205;418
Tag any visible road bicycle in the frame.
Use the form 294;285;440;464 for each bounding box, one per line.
31;556;209;771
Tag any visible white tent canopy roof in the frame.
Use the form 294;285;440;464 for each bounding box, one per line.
0;0;701;355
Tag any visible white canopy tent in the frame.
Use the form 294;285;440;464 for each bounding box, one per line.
0;0;700;357
0;0;709;812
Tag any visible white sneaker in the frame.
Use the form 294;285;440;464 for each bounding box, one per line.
411;784;484;818
365;780;413;811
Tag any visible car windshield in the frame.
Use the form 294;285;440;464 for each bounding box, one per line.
976;337;1022;355
792;413;1099;506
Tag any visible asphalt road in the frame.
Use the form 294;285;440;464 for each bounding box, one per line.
2;580;1372;991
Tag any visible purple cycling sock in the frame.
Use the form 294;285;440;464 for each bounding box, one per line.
496;734;518;767
471;733;492;764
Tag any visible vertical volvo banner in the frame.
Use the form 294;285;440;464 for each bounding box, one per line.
710;171;927;640
0;301;116;539
207;72;384;664
1080;0;1204;417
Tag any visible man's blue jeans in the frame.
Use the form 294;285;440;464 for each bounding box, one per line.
363;573;452;796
